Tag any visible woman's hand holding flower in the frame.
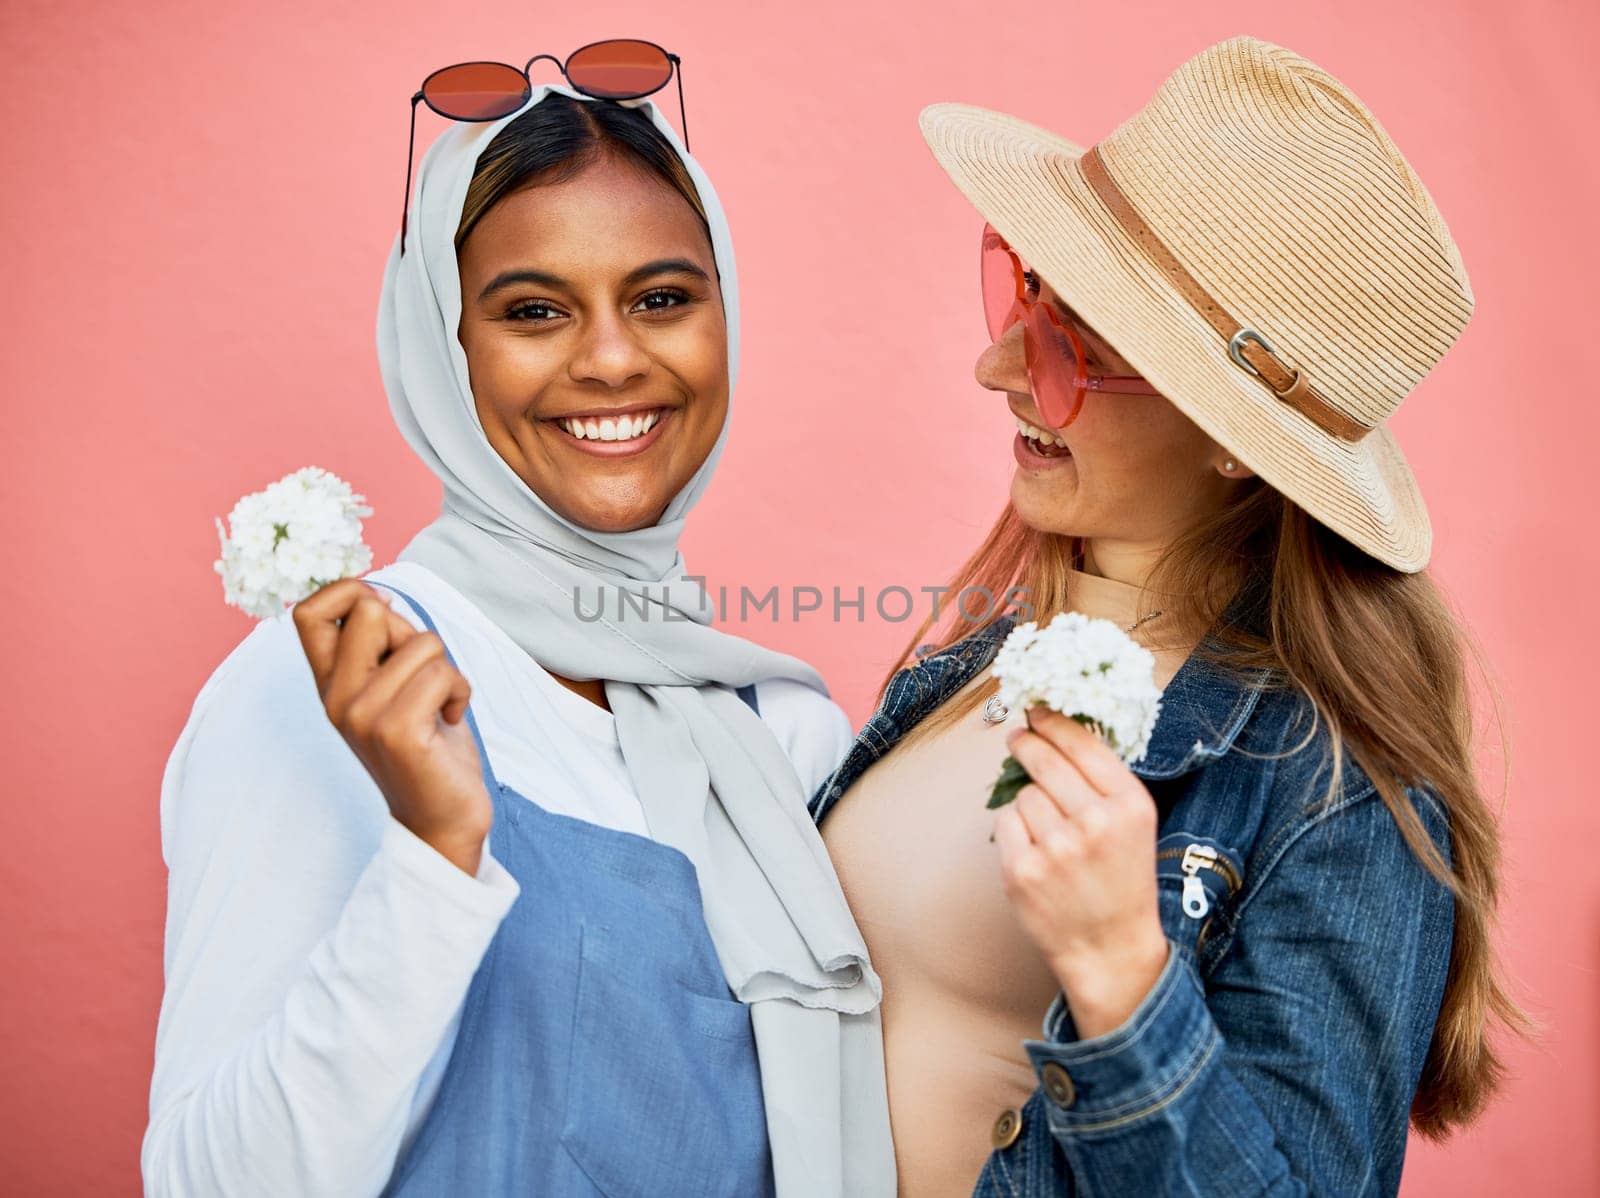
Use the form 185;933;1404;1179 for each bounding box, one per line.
993;707;1171;1039
293;579;493;876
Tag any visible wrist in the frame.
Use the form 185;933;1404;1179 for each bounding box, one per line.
1050;926;1171;1040
420;819;491;877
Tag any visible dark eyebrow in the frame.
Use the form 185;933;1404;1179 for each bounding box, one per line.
477;269;568;304
622;258;711;286
476;258;711;305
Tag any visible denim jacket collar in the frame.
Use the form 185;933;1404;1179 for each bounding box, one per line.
1130;634;1272;779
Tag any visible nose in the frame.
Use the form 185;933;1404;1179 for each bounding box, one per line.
568;311;652;389
974;320;1029;395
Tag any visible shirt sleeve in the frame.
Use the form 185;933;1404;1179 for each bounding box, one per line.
752;676;856;797
141;611;519;1198
1014;784;1454;1197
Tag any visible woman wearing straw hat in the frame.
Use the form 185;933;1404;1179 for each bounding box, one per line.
144;56;894;1197
815;35;1521;1197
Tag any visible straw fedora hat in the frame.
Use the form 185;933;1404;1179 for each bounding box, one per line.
919;35;1472;573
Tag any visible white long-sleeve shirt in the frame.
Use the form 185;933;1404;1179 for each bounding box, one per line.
142;560;854;1197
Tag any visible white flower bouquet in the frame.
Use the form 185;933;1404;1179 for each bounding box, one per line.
214;467;374;618
987;612;1164;809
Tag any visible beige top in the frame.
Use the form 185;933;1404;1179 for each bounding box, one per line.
820;568;1194;1197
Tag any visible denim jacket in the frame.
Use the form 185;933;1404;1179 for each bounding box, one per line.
809;598;1454;1197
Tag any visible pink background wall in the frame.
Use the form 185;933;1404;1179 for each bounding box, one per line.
6;0;1596;1191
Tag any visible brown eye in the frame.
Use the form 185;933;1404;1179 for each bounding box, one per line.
632;288;694;314
1022;270;1042;300
506;300;566;323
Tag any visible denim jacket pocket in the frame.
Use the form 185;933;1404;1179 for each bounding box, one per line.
1154;833;1244;965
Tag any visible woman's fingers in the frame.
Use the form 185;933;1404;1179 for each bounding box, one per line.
1026;707;1132;796
387;656;474;742
1007;725;1097;817
320;595;405;721
997;787;1083;900
1015;785;1066;844
341;630;452;739
377;656;485;853
292;578;376;688
992;804;1033;873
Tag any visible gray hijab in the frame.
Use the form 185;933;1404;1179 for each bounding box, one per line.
375;83;894;1197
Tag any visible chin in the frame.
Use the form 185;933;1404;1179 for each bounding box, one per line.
560;492;671;534
1010;477;1083;537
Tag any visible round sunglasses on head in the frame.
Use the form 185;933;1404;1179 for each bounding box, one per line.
401;40;687;253
982;223;1163;429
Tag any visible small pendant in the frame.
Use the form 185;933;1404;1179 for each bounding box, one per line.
981;696;1010;725
1125;609;1165;635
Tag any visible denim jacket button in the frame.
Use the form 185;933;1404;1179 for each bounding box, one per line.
1041;1061;1076;1108
990;1106;1023;1150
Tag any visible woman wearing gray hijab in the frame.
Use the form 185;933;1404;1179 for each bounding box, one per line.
143;77;893;1198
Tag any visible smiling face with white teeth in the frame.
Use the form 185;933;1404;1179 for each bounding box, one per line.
456;151;728;534
973;269;1254;581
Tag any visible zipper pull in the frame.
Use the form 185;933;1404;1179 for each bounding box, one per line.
1180;843;1219;919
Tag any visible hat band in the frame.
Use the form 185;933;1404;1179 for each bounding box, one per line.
1079;145;1371;443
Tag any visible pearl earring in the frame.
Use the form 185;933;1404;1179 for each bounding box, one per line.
1222;459;1237;474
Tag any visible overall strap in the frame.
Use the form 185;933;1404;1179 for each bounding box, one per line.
362;579;500;794
735;682;760;716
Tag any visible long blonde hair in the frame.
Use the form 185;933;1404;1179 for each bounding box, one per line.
882;478;1527;1136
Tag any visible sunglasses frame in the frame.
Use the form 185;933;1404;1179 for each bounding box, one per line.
400;40;688;254
982;223;1163;428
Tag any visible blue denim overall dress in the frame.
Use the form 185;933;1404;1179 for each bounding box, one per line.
368;581;776;1198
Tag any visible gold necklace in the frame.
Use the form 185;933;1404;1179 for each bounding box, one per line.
980;608;1165;725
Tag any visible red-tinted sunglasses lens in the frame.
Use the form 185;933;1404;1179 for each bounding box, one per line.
1024;312;1088;429
981;229;1022;343
567;39;674;98
421;62;530;119
981;224;1084;428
